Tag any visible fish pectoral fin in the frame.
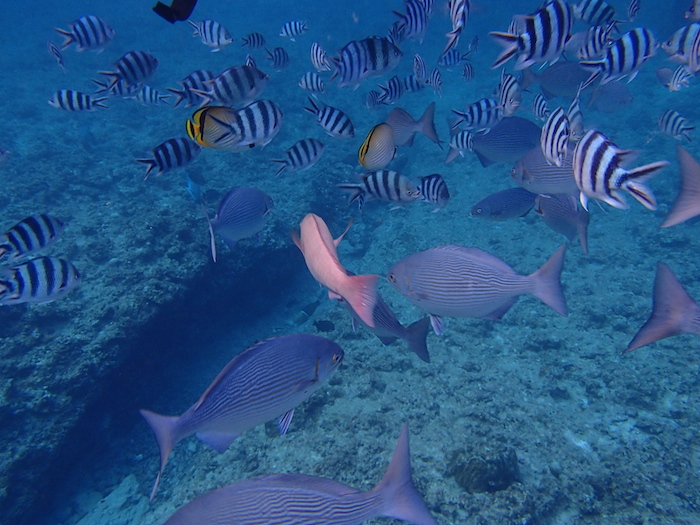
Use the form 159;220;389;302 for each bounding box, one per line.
278;409;295;435
430;315;445;336
196;431;239;453
378;336;398;346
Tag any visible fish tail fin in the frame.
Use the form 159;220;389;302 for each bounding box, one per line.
578;61;603;90
342;274;379;328
91;78;110;93
303;96;320;115
272;159;288;177
189;88;213;109
623;161;668;210
374;423;437;525
489;32;519;69
530;244;568;316
663;146;700;227
519;67;538;91
54;27;74;49
337;184;364;206
417;102;441;147
167;88;187;108
93;97;108;109
136;158;156;180
625;262;700;353
445;147;461;164
139;409;180;501
404;317;431;363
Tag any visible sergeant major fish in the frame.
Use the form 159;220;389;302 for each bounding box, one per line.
137;138;201;180
338;170;421;212
0;257;80;306
54;15;115;52
49;90;107;111
188;19;233;51
0;215;65;264
304;98;355;139
272;138;325;176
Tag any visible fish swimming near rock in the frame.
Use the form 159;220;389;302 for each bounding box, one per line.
0;257;81;306
662;145;700;227
162;423;437;525
140;334;344;501
470;188;537;221
0;215;65;264
292;213;378;328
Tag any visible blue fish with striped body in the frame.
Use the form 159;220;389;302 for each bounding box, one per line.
311;42;331;71
48;90;107;111
393;0;429;43
137;138;201;180
54;15;115;52
266;47;290;70
0;215;65;264
388;244;567;335
163;423;437;525
168;70;216;108
419;173;450;211
299;71;325;93
330;37;403;88
99;50;158;89
188;19;233;51
191;65;269;108
304;98;355;139
141;334;343;501
0;257;80;306
452;98;502;132
272;138;325;176
280;20;308;40
242;32;265;48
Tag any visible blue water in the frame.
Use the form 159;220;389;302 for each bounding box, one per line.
1;0;699;523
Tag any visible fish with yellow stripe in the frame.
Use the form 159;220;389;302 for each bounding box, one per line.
358;123;396;170
186;106;243;150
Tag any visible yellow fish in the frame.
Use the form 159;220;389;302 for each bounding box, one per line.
186;106;242;150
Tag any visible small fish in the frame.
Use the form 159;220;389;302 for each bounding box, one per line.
358;123;396;170
438;49;468;67
471;117;541;167
242;32;266;48
451;98;502;132
292;214;379;328
272;138;325;176
572;129;668;210
266;47;290;70
573;0;617;26
338;170;420;211
462;61;475;81
162;423;437;525
0;257;80;306
366;90;385;110
413;54;427;84
471;187;537;220
532;93;550;121
567;86;585;141
185;173;203;203
206;187;273;261
511;145;579;195
426;68;442;97
186;106;242;150
469;35;479;53
99;50;158;89
188;20;233;51
625;263;700;353
402;74;426;93
310;42;331;71
54;15;115;52
388;244;568;335
541;107;570;167
535;194;590;254
140;334;343;501
388;20;408;46
168;70;216;108
47;41;65;71
385;102;441;147
377;75;403;105
193;65;269;108
0;215;65;264
245;54;257;69
329;37;402;88
48;90;107;111
662;146;700;227
280;20;308;41
664;65;693;92
304;98;354;139
445;130;473;163
497;70;521;117
233;100;284;150
444;0;470;54
130;85;170;105
138;138;201;180
658;109;694;142
420;173;450;211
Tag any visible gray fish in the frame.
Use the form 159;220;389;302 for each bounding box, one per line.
535;194;590;254
206;187;274;262
471;188;537;221
0;256;81;306
510;146;579;195
385;103;441;147
471;117;541;167
587;81;633;113
662;145;700;227
520;62;591;100
388;244;568;335
163;423;437;525
140;334;344;501
0;215;65;264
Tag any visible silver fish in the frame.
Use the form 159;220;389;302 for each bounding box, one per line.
338;170;420;211
419;173;450;211
535;194;590;254
54;15;115;52
470;188;537;220
299;71;325;93
330;37;402;88
280;20;308;41
471;117;541;167
658;110;694;141
511;145;579;195
385;103;441;147
304;98;355;139
0;257;80;306
99;50;158;88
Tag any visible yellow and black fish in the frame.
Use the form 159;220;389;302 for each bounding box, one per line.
186;106;242;150
358;123;395;170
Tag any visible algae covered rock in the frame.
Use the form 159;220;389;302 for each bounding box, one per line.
448;447;520;493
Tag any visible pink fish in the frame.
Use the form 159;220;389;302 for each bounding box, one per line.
662;145;700;228
292;214;378;327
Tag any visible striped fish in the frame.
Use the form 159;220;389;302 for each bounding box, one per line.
48;90;107;111
490;0;572;70
377;75;403;104
188;20;232;51
576;23;615;60
661;23;700;62
666;65;693;91
444;0;470;54
242;32;266;48
413;53;427;84
162;423;436;525
187;106;243;150
366;90;385;109
54;15;115;52
280;20;308;40
310;42;331;71
393;0;429;43
388;244;568;335
462;61;475;81
541;107;570;167
205;187;273;261
230;100;284;151
567;85;585;141
0;257;80;306
304;98;355;139
168;70;216;108
471;187;537;220
497;70;521;117
137;138;201;180
99;50;158;88
438;49;467;67
420;173;450;211
0;215;65;264
388;20;407;46
580;27;657;89
658;109;694;141
628;0;640;21
266;47;290;70
662;145;700;228
402;74;426;93
511;145;579;195
329;36;403;88
471;116;541;167
689;30;700;73
445;130;473;163
573;0;617;26
141;334;343;501
535;194;590;254
245;54;257;69
427;67;442;96
572;129;669;210
687;0;700;20
130;85;170;105
47;41;65;71
532;93;550;121
272;138;325;176
338;170;420;211
193;65;269;108
91;78;140;97
451;98;502;131
358;123;396;170
299;71;325;93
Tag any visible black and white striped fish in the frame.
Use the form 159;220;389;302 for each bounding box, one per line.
567;86;585;141
0;215;65;264
232;100;284;151
541;107;570;167
661;23;700;63
573;0;617;26
444;0;470;54
452;98;502;131
338;170;420;211
497;70;521;117
402;74;426;92
193;65;269;108
393;0;429;43
311;42;331;71
299;72;325;93
462;61;474;81
490;0;572;70
99;50;158;88
137;137;201;180
377;75;403;104
0;257;81;306
445;131;473;163
413;54;427;84
272;138;325;176
280;20;308;41
168;70;216;107
91;78;140;97
427;68;442;96
54;15;115;52
130;85;170;105
47;41;65;71
188;20;233;51
366;90;385;110
245;54;257;69
572;129;669;210
532;93;550;121
419;173;450;211
266;47;290;70
576;23;615;60
688;30;700;73
329;37;403;88
628;0;640;21
438;49;468;67
580;27;657;88
304;98;355;138
666;65;693;91
659;110;694;141
48;90;107;111
242;32;266;48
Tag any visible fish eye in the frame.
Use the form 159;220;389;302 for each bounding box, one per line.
474;208;483;215
332;353;341;363
388;273;397;283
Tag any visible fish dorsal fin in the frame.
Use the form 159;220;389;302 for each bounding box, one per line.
334;218;354;247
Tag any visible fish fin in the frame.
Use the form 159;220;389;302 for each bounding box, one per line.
201;204;217;262
334;218;354;247
342;274;379;328
579;192;589;211
272;159;288;177
482;298;518;320
278;409;294;435
474;150;493;167
373;423;438;525
54;27;75;49
623;161;668;210
445;148;461;164
136;158;157;181
378;335;399;346
139;409;180;501
417;102;442;147
663;146;700;227
625;262;700;353
92;97;108;109
530;244;568;316
430;314;444;336
489;32;520;69
196;431;238;453
404;317;431;363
